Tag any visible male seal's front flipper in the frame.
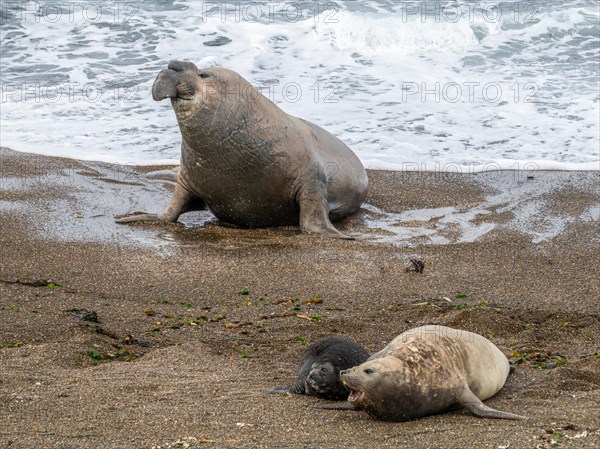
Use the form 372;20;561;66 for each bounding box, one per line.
458;387;524;420
116;180;204;224
298;187;354;239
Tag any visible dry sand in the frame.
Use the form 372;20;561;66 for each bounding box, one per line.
0;147;599;449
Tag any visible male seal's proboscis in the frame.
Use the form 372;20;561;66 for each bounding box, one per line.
320;325;524;421
116;61;368;239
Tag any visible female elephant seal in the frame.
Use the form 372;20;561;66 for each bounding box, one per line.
116;60;368;239
270;335;369;400
321;325;524;421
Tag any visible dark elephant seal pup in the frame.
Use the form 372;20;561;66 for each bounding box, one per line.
270;335;369;400
116;60;368;239
322;325;524;421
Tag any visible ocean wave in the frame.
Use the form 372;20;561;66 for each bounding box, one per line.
0;0;597;170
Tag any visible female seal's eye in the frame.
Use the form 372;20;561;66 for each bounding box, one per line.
320;367;329;373
198;73;210;79
364;368;373;374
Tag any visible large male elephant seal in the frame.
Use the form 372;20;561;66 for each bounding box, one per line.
320;325;524;421
269;335;369;400
116;61;368;239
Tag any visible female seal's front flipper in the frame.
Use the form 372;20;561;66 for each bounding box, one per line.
116;180;205;224
458;386;524;420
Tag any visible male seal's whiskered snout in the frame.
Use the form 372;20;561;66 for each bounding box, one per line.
175;82;195;100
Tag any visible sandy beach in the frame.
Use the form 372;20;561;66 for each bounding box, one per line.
1;147;599;449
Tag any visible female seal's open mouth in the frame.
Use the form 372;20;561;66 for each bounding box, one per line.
348;389;362;402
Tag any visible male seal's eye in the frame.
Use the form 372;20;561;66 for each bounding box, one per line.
198;73;210;79
364;368;374;374
320;367;329;373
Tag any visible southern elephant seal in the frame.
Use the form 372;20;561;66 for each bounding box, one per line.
270;335;369;400
116;61;368;239
321;325;524;421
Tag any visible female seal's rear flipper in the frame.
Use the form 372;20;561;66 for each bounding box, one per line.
116;180;205;224
458;387;524;420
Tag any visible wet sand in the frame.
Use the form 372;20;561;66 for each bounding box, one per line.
0;147;599;448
